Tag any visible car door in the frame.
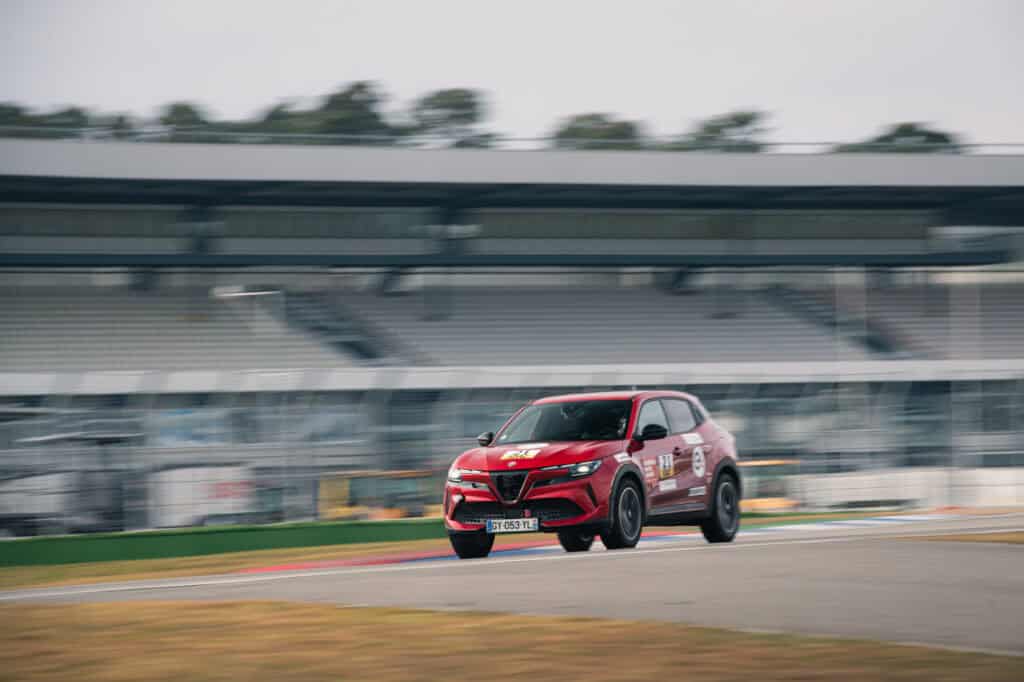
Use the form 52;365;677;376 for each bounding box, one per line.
634;399;685;511
662;398;709;507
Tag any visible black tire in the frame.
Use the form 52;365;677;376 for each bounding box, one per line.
449;531;495;559
600;478;644;550
557;528;595;552
701;473;740;543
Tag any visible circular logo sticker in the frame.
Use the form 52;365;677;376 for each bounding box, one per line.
692;446;706;478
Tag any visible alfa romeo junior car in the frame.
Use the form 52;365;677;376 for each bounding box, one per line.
443;390;741;559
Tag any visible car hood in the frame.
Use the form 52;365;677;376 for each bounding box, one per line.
457;440;626;471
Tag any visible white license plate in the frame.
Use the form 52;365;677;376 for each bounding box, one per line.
486;517;539;533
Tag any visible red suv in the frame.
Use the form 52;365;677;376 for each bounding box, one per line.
444;390;741;559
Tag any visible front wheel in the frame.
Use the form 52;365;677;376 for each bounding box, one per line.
700;473;740;543
449;531;495;559
600;478;644;549
557;528;595;552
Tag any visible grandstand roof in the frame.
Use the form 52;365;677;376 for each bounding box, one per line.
2;139;1022;268
2;140;1023;218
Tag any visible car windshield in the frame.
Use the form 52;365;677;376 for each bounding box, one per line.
496;399;632;444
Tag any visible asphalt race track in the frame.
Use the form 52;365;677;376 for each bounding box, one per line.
4;514;1024;655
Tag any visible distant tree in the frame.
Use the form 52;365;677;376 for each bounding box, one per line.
262;102;296;125
36;106;91;129
834;122;962;153
318;81;396;142
110;114;134;139
412;88;490;147
0;102;29;126
251;101;316;137
666;110;767;152
551;113;645;150
260;100;296;124
159;102;207;129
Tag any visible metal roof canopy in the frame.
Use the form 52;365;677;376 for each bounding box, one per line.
1;139;1022;212
2;139;1023;186
1;140;1023;267
1;176;1023;215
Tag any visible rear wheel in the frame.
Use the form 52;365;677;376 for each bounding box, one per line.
449;531;495;559
557;528;595;552
600;478;644;549
700;473;740;543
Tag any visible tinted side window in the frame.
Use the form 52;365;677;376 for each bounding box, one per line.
635;400;669;436
664;399;698;433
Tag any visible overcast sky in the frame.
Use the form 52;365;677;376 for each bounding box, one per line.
1;0;1021;143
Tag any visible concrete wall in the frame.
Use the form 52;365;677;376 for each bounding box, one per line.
790;466;1024;509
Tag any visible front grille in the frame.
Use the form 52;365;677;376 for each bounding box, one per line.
453;499;585;525
491;472;527;501
453;501;505;525
525;498;584;521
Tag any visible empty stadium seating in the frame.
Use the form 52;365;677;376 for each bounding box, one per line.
6;282;1021;372
0;288;352;371
341;286;872;365
864;284;1024;359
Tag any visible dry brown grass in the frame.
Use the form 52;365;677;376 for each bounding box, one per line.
916;531;1024;545
0;601;1020;682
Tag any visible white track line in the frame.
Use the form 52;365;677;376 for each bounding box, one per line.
1;536;862;601
5;527;1022;603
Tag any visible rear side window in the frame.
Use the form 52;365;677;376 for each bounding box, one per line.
635;400;669;436
663;399;698;434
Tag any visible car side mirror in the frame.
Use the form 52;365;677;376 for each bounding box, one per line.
638;423;668;441
477;431;494;447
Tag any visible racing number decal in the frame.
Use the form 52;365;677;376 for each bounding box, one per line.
657;453;674;479
692;446;706;478
500;448;541;460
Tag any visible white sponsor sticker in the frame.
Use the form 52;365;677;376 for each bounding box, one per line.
613;452;631;463
692;446;706;478
642;459;657;484
501;448;542;461
687;485;707;497
683;433;704;445
658;478;678;492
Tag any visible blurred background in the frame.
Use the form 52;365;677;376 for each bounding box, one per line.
2;146;1023;534
1;0;1023;538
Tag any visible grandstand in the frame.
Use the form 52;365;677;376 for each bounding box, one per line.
0;280;875;373
1;138;1023;531
24;276;1024;372
0;282;877;371
341;284;872;364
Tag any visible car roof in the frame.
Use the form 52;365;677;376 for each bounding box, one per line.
532;390;697;405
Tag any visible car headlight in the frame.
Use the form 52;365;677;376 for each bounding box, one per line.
448;466;484;483
568;459;602;477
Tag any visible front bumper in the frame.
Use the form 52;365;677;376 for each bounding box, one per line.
443;464;612;533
